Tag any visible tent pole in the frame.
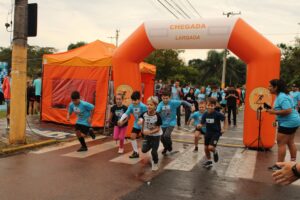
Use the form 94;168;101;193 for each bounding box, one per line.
103;66;112;136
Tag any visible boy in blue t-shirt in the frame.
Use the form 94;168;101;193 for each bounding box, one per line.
188;101;207;152
157;90;192;155
197;97;226;168
118;91;147;159
67;91;96;152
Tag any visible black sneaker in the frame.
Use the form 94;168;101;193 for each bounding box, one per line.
129;151;139;159
168;146;173;152
77;146;88;152
193;146;198;152
89;128;96;139
162;148;167;155
213;150;219;162
268;164;282;171
203;160;213;168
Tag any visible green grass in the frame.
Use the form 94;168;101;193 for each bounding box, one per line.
0;111;6;119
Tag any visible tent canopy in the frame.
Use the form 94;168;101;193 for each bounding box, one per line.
43;40;116;67
139;62;156;75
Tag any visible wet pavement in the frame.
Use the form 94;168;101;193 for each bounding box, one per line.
0;110;300;200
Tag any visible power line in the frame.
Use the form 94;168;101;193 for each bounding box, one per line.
170;0;191;19
185;0;202;18
177;0;196;18
156;0;179;19
163;0;187;19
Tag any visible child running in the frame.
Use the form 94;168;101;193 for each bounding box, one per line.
118;91;147;159
157;90;192;155
138;96;162;171
188;102;207;152
197;97;226;168
67;91;96;152
108;93;128;154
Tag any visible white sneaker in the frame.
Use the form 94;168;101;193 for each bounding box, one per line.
118;148;124;154
152;162;159;171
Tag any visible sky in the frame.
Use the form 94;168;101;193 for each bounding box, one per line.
0;0;299;63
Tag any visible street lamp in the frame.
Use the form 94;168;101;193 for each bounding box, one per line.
221;11;241;89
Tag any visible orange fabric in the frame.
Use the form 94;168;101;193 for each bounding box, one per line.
139;62;156;75
2;76;11;99
113;24;155;137
228;18;280;148
43;40;116;67
42;65;109;127
140;62;156;103
141;73;155;104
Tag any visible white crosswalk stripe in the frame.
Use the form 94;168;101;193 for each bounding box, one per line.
62;140;129;158
164;145;205;171
225;149;257;179
30;136;106;154
110;143;165;165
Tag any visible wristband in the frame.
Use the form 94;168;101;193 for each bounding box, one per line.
292;164;300;178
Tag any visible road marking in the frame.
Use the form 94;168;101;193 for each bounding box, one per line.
31;136;105;154
225;149;257;179
62;139;129;158
164;145;205;171
110;143;165;165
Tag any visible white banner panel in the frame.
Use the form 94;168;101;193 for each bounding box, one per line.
144;18;238;49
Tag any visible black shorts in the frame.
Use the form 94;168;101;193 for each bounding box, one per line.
75;124;90;135
131;127;141;134
220;104;226;108
35;95;41;103
204;133;221;147
278;126;298;135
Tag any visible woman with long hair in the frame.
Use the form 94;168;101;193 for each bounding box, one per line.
267;79;300;171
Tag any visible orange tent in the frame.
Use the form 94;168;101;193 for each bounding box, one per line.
140;62;156;103
42;40;156;127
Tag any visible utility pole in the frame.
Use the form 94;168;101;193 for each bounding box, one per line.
9;0;28;144
108;29;120;47
221;11;241;89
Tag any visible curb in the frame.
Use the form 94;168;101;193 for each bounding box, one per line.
173;139;245;148
0;139;58;154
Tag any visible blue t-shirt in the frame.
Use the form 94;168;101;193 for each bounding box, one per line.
33;78;42;96
206;86;211;96
194;88;200;97
125;102;147;129
190;111;207;133
197;93;206;102
274;92;300;128
289;91;300;108
220;90;227;105
190;111;204;126
183;87;190;96
171;86;180;100
68;100;94;126
157;100;182;127
201;111;225;134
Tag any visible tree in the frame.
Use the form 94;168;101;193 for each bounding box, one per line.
0;45;56;78
144;49;185;81
278;37;300;86
67;41;87;50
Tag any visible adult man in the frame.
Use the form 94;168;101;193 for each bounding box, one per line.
225;85;239;126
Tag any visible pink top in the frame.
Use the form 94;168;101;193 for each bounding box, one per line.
2;76;11;99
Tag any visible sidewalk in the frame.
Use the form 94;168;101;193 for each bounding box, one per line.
0;114;109;154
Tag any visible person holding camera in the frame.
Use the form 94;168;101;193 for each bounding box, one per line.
266;79;300;171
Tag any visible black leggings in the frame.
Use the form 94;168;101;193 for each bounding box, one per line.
142;136;160;163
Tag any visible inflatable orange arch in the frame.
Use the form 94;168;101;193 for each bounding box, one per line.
112;18;280;148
